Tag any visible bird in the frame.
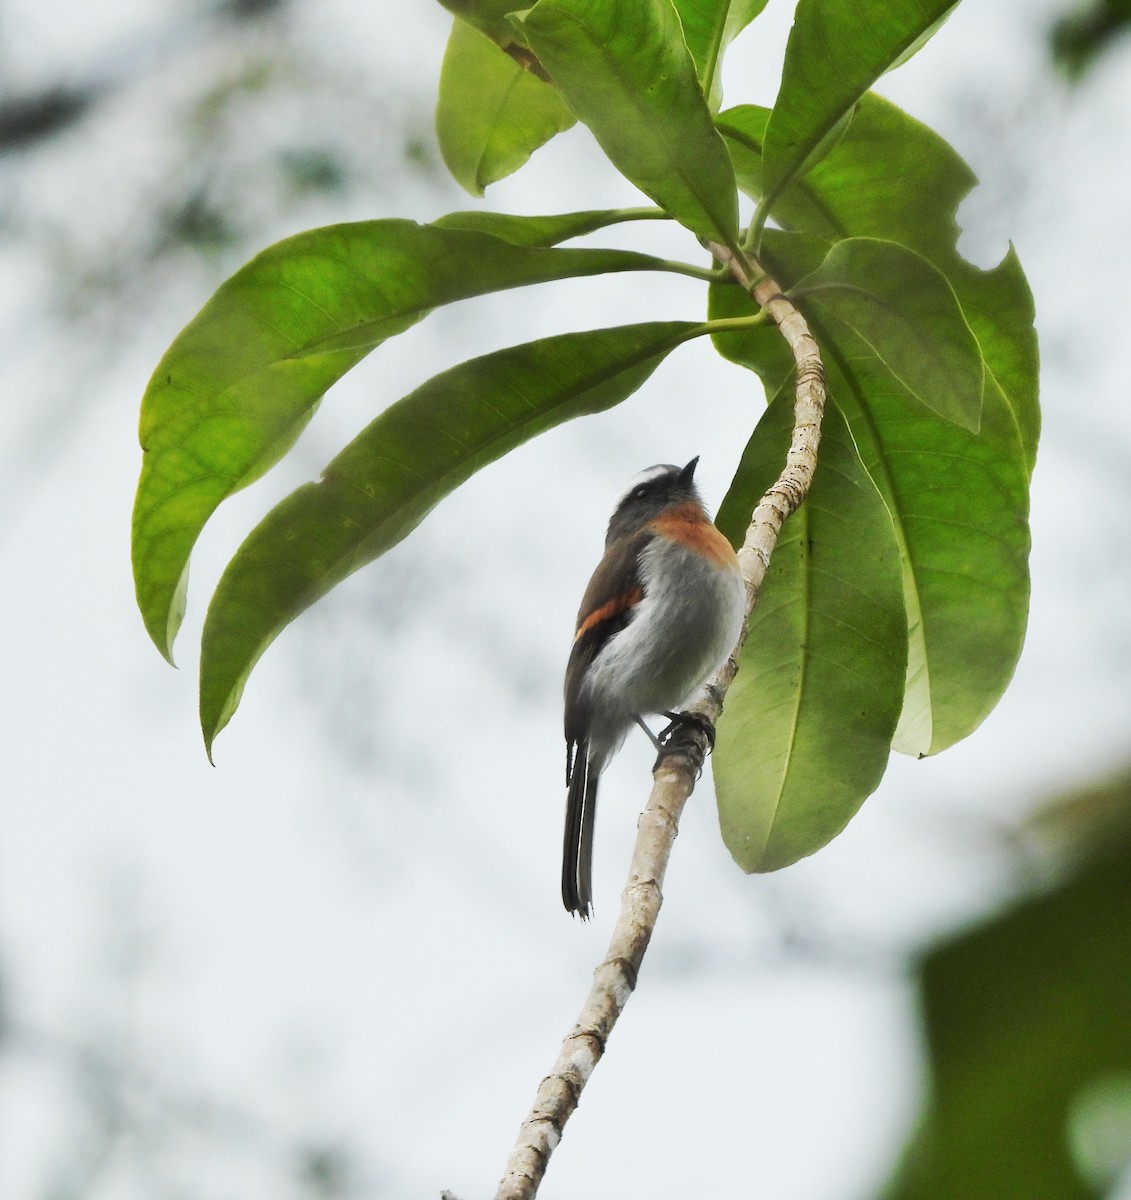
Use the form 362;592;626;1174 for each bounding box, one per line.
562;457;746;918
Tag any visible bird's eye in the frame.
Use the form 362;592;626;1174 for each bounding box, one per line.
631;485;649;501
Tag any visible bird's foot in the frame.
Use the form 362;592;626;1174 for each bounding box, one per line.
652;710;716;776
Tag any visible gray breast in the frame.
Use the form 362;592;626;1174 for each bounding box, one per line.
584;537;745;724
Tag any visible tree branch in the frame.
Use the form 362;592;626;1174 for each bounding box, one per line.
698;241;827;698
486;245;826;1200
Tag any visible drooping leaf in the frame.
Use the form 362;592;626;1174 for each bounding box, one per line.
672;0;770;104
519;0;740;250
713;395;907;872
432;206;667;247
199;321;702;752
436;19;575;196
825;334;1030;757
132;220;686;663
720;93;1040;468
793;237;983;431
760;0;961;213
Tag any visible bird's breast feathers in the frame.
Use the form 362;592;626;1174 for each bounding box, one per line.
581;525;744;720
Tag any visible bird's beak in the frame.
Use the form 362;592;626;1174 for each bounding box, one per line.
680;456;700;485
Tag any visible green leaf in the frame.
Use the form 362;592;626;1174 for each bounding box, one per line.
713;227;1031;757
825;334;1031;757
721;94;970;267
768;226;1032;755
436;19;575;196
713;92;1039;755
435;0;537;56
519;0;740;249
722;94;1040;470
884;828;1131;1200
951;248;1039;477
672;0;770;104
432;206;667;247
760;0;961;212
199;321;702;753
714;395;907;872
132;219;685;663
793;237;983;431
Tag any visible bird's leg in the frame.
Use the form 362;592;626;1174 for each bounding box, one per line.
633;714;663;751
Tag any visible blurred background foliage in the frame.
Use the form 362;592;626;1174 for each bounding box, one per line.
1050;0;1131;77
887;774;1131;1200
2;0;1130;1196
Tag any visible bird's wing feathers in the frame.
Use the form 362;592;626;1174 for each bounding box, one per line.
563;528;653;754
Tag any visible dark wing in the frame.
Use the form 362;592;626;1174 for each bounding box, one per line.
563;528;653;760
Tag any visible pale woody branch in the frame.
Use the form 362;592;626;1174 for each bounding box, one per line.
480;243;827;1200
700;239;827;700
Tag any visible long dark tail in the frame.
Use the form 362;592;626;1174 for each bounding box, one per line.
562;739;599;918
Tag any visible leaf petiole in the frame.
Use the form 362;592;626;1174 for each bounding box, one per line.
699;310;774;336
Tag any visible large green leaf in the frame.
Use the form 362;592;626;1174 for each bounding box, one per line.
132;220;684;663
199;321;702;753
436;19;575;196
760;0;961;213
714;228;1031;757
720;93;1039;468
519;0;740;250
884;830;1131;1200
824;333;1031;756
713;395;907;872
793;237;983;431
713;94;1038;753
722;96;970;269
672;0;770;105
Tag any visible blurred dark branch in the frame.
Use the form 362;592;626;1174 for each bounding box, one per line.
0;85;96;151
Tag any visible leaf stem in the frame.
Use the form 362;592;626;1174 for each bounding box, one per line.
699;310;774;335
655;258;728;282
607;205;673;223
746;196;771;253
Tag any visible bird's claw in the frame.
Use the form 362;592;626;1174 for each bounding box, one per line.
652;710;716;776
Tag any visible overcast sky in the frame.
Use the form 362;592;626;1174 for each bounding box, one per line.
1;1;1129;1197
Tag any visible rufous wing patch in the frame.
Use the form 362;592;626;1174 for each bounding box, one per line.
574;587;644;642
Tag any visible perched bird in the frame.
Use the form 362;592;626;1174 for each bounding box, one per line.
562;457;746;917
